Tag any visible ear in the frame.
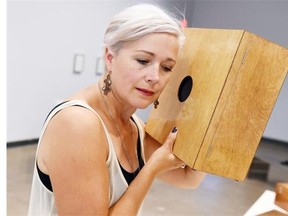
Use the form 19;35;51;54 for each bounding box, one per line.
105;48;113;71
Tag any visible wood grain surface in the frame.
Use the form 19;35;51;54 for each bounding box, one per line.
145;28;288;180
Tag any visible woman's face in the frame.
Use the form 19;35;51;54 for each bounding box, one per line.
105;33;179;109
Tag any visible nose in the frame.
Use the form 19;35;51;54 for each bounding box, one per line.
145;64;160;84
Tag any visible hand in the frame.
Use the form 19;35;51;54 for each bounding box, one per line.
146;127;186;176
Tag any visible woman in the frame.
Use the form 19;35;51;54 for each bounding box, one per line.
28;4;206;215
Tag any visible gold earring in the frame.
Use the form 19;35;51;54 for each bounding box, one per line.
154;99;159;109
102;74;112;95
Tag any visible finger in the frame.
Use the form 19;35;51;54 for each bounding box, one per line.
163;127;178;151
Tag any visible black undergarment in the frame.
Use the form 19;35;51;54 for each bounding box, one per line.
36;162;53;191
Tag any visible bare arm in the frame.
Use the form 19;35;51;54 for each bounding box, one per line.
39;107;110;215
109;128;185;215
39;107;184;215
109;119;206;216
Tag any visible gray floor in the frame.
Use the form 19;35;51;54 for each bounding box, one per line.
7;140;288;216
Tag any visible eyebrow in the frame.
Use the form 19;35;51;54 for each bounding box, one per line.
135;50;176;63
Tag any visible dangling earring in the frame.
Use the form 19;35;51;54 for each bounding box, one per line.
154;99;159;109
102;73;112;95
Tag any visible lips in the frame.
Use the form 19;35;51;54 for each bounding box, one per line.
136;87;155;96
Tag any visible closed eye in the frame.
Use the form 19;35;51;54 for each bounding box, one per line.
162;66;173;72
137;59;149;65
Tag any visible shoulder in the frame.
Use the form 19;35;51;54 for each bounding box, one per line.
53;105;103;130
40;104;110;167
50;104;108;146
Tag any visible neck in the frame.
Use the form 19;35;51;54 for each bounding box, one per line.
97;78;139;173
97;78;136;124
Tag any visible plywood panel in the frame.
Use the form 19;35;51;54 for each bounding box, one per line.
145;28;288;180
195;32;288;180
146;28;244;164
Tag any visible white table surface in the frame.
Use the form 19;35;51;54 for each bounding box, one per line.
244;190;288;216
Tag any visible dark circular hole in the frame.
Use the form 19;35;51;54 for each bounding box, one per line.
178;76;193;102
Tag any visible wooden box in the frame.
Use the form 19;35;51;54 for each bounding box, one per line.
146;28;288;181
275;183;288;211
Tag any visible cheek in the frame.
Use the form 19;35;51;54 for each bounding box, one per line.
113;67;139;88
156;75;171;97
160;74;172;88
112;60;133;79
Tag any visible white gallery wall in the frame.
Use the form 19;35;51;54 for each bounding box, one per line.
7;0;288;143
8;1;119;142
7;0;183;143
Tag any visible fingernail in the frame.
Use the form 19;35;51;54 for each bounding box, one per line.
172;127;178;133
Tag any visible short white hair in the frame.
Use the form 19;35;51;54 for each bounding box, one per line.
104;4;185;54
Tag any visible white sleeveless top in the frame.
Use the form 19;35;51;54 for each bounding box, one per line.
28;100;145;215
